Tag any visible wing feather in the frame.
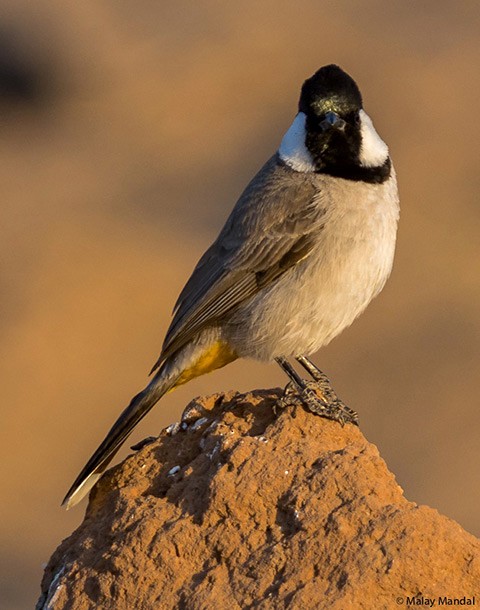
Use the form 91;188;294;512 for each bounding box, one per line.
151;156;324;371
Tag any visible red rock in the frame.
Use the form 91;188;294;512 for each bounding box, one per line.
37;389;480;609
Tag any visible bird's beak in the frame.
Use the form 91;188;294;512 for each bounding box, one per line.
319;111;346;132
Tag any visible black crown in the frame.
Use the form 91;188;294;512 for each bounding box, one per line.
299;64;363;116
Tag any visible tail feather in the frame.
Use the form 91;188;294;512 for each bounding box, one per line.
62;372;176;509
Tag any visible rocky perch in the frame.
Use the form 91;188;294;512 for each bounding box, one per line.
38;389;480;609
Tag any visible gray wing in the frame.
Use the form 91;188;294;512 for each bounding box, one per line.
151;156;324;371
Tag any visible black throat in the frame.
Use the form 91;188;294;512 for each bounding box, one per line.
318;157;392;184
303;112;392;184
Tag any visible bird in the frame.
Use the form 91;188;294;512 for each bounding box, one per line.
63;64;399;509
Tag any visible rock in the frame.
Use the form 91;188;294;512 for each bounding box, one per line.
37;389;480;609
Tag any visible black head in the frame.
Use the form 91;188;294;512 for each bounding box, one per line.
298;65;390;183
299;64;362;118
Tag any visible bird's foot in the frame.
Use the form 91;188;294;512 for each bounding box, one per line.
274;355;359;425
274;382;298;415
276;379;358;426
299;381;358;426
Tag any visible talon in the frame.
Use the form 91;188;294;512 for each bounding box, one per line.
284;381;296;396
297;381;358;426
274;382;300;415
274;356;359;426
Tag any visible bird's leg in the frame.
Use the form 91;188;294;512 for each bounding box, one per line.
273;357;303;415
275;356;358;426
275;356;304;387
295;355;329;382
296;355;358;425
295;355;338;402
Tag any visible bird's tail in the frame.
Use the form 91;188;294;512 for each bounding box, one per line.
62;370;177;510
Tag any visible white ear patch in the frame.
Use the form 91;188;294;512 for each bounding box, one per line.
359;109;389;168
278;112;316;173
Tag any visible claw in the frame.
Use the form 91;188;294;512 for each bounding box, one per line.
273;382;295;414
274;379;358;426
302;382;358;425
274;356;359;426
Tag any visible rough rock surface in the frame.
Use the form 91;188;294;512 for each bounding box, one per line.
38;389;480;609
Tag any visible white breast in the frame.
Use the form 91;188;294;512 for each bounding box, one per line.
230;170;399;361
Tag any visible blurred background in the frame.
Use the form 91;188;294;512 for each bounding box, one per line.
1;1;479;607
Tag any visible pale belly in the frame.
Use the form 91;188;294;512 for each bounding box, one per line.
226;191;398;361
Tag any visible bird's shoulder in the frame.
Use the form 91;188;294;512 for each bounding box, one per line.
223;153;322;243
176;154;324;302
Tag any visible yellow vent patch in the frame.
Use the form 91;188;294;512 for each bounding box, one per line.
173;341;238;388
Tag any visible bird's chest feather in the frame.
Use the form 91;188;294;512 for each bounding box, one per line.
230;174;399;359
300;177;398;311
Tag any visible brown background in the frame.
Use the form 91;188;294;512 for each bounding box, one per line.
1;1;479;608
